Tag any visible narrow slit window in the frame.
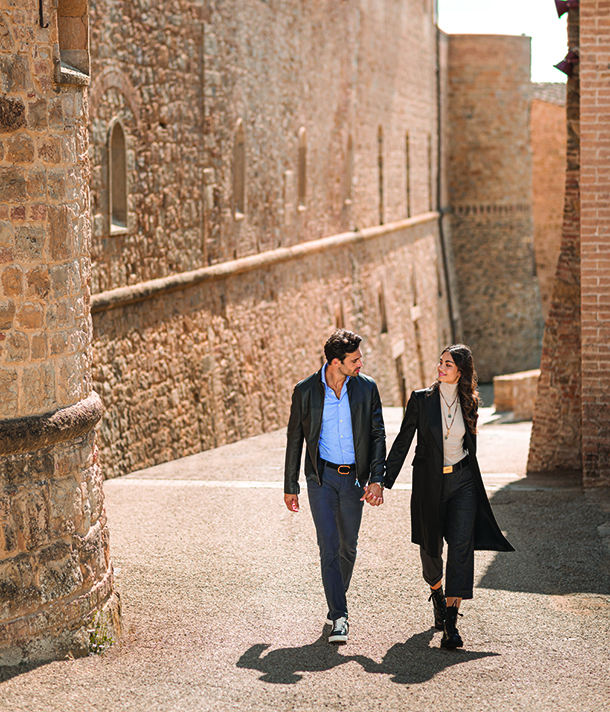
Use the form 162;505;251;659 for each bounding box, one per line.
405;131;411;218
233;119;245;221
345;134;354;206
378;126;384;225
428;132;433;211
297;127;307;212
108;120;128;233
378;285;388;334
56;0;90;81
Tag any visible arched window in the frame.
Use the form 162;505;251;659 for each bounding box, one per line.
108;119;128;233
405;131;411;218
297;127;307;212
378;125;384;225
345;134;354;207
233;118;245;221
56;0;90;82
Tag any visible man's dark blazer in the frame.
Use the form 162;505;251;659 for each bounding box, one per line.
284;368;386;494
385;387;514;558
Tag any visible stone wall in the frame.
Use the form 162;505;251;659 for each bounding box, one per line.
92;217;447;478
527;7;581;476
580;0;610;487
446;35;544;382
531;84;566;320
88;0;452;477
0;1;119;664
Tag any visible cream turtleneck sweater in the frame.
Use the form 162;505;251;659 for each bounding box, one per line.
439;381;466;466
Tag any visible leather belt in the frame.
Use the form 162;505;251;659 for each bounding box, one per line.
325;461;356;475
442;456;469;475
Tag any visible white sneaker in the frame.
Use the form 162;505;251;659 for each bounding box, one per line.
328;616;349;644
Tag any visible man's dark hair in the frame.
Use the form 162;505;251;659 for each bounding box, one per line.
324;329;362;364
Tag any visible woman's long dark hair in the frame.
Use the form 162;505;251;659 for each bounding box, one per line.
431;344;479;433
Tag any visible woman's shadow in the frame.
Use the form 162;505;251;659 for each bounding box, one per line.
237;627;498;684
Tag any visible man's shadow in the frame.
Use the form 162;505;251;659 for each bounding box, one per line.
237;628;498;684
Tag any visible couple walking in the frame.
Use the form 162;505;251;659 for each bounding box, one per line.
283;329;513;649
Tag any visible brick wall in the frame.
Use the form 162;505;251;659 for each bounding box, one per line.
0;2;119;664
531;85;566;320
527;7;581;475
446;35;544;382
580;0;610;487
88;0;452;476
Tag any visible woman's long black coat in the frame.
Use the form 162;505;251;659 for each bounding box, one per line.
384;387;514;559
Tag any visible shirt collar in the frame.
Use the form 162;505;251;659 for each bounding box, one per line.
322;363;350;389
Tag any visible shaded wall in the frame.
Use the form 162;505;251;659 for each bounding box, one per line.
531;85;567;320
447;34;544;382
527;7;581;476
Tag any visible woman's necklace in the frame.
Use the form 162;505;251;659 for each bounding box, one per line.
440;389;459;440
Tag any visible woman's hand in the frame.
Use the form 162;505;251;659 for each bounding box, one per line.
361;482;384;506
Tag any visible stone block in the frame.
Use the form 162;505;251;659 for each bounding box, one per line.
50;332;68;355
5;133;34;163
37;136;61;165
25;167;47;201
0;167;26;202
15;226;45;260
0;367;17;417
1;265;23;297
49;264;70;298
16;303;43;330
26;267;50;298
0;220;14;247
5;331;29;362
494;369;541;421
47;206;71;260
30;333;46;360
27;99;48;130
21;362;55;414
0;553;40;620
11;486;50;552
49;477;81;537
37;541;83;604
0;299;15;329
0;97;26;132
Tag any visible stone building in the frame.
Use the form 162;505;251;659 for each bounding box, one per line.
528;1;610;488
531;83;567;320
0;1;120;664
87;0;459;478
446;34;544;383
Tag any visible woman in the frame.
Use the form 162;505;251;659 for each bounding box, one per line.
384;344;514;649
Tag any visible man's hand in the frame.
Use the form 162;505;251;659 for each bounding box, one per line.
361;482;384;506
284;494;299;512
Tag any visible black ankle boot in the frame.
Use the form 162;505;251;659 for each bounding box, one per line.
441;605;463;649
428;586;447;631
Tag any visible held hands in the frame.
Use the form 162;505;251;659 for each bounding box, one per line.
284;493;299;512
361;482;384;506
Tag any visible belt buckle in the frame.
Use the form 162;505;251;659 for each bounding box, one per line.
338;465;351;475
443;465;452;474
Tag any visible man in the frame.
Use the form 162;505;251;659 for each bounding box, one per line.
284;329;386;644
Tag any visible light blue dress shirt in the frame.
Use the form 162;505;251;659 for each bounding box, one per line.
319;365;356;465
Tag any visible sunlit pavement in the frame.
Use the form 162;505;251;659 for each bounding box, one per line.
1;409;609;711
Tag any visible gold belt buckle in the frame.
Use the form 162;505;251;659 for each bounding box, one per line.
443;465;452;474
338;465;351;475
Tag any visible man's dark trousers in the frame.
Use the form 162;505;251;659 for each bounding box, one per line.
307;464;364;621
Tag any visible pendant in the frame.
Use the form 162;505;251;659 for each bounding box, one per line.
448;413;452;419
445;435;448;440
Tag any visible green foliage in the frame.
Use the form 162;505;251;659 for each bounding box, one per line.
88;612;114;655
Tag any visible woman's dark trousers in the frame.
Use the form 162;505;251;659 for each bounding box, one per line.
420;464;478;599
307;465;364;621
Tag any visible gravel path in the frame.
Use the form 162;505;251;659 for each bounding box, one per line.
1;409;609;711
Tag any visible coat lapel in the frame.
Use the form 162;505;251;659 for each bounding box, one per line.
424;388;444;454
